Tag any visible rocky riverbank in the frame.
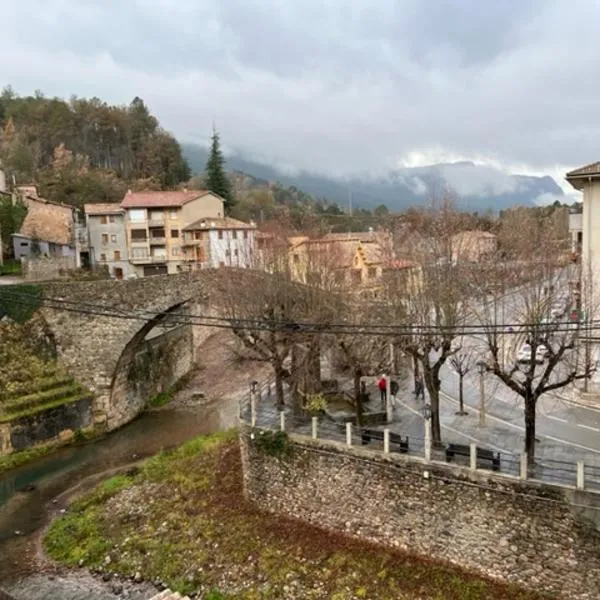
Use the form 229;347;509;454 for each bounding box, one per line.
41;430;555;600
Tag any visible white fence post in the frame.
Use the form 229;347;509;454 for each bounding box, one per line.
312;416;318;440
346;422;352;446
469;443;477;470
424;419;431;463
383;428;390;454
385;375;393;423
577;461;585;490
280;411;285;432
520;453;528;480
250;392;257;427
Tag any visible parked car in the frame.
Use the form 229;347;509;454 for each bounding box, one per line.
517;344;547;364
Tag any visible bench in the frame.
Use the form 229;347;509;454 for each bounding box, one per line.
361;428;409;454
445;443;500;471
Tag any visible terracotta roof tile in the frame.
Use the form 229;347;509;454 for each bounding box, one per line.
84;203;124;216
183;217;256;231
121;189;213;208
566;162;600;178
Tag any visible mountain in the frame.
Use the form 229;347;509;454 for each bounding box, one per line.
182;144;564;212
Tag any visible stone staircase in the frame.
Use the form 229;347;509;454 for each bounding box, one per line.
148;590;191;600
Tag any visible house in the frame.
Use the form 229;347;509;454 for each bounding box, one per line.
84;203;130;279
568;205;583;256
451;230;497;263
119;189;226;277
181;217;256;269
12;194;76;261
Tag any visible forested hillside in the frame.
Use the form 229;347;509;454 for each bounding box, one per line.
0;88;190;207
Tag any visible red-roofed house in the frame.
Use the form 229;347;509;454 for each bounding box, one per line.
119;189;226;276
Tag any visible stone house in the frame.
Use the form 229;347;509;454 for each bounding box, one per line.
84;203;131;279
181;217;256;269
451;230;497;263
12;193;77;261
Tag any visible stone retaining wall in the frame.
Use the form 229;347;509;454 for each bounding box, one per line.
0;395;93;455
239;425;600;600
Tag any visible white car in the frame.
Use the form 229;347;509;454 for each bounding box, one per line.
517;344;547;364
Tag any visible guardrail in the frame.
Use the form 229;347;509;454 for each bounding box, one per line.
240;379;600;493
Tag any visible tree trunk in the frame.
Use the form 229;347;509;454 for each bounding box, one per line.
273;360;285;410
423;366;442;445
457;373;467;415
524;393;537;466
413;355;419;392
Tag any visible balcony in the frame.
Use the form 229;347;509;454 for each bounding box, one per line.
130;254;168;265
148;215;164;226
149;237;166;245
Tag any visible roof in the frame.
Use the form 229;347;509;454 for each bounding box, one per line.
357;242;384;264
566;162;600;179
452;230;497;241
183;217;256;231
18;196;73;246
385;259;418;270
121;189;217;208
84;203;123;216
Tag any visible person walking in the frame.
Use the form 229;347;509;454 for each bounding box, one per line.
415;373;425;401
377;374;387;406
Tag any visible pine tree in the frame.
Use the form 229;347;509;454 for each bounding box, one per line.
204;129;234;213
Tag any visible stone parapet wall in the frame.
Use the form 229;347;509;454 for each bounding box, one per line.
239;426;600;600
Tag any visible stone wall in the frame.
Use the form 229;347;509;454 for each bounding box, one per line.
0;395;93;454
240;426;600;600
22;256;76;281
109;324;194;429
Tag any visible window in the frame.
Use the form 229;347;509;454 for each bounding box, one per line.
101;234;109;244
368;267;377;279
129;209;145;222
225;249;230;257
169;209;178;219
293;253;299;264
150;228;165;239
243;230;248;239
131;229;147;241
111;234;117;243
172;246;181;256
219;261;225;267
100;253;107;262
234;249;239;257
100;215;108;225
171;229;179;238
194;231;203;240
114;250;121;261
131;248;148;258
109;215;116;223
232;230;237;239
218;230;223;240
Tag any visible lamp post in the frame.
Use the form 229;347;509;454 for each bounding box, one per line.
250;380;258;426
422;402;432;462
476;361;487;426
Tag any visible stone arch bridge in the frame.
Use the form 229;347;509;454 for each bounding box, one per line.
38;270;261;430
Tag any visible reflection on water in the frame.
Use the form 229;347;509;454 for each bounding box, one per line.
0;395;237;585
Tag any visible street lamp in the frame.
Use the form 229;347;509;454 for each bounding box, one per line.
476;360;487;426
422;403;432;462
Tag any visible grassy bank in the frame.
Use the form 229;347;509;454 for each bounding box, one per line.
44;431;554;600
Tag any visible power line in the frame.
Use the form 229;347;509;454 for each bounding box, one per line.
0;287;594;338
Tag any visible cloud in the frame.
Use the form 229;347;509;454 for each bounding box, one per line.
0;0;597;185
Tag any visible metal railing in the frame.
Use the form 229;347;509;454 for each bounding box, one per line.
240;379;600;493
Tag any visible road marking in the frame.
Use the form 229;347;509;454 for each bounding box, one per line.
439;390;600;456
545;415;568;424
392;395;510;453
550;392;600;415
577;423;600;432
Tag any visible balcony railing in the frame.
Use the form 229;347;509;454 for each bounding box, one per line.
130;255;168;265
149;237;166;245
148;216;165;225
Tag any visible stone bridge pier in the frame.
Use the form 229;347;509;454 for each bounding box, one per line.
39;270;241;430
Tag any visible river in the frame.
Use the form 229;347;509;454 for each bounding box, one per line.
0;394;238;599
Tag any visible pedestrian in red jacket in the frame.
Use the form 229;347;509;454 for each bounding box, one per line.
377;375;387;405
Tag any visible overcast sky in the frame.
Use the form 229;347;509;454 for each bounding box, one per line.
0;0;596;195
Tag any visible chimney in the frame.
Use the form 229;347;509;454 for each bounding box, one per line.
127;189;132;195
183;187;188;192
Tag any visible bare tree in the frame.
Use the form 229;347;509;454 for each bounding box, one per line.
474;210;595;466
449;345;474;416
384;198;469;445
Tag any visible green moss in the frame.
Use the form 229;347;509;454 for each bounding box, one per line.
0;392;93;422
0;259;22;276
147;370;196;409
0;444;55;473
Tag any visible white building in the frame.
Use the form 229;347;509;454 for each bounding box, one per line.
181;217;256;269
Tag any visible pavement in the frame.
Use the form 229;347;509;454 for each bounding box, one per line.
0;276;23;286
